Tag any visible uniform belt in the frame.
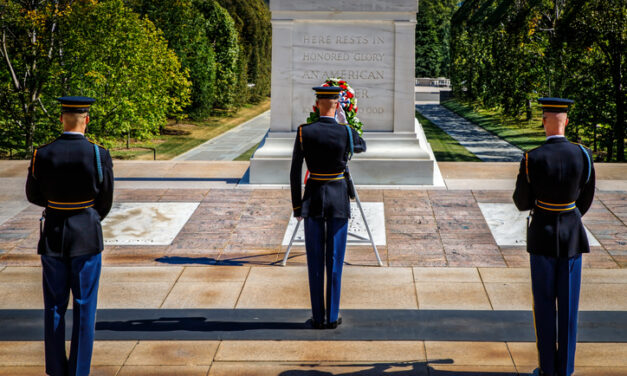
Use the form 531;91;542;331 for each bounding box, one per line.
47;199;95;210
535;200;576;212
308;172;345;181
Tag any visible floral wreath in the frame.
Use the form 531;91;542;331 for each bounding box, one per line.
307;78;363;135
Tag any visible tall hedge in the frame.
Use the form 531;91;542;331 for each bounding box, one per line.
127;0;217;119
194;0;241;110
216;0;271;103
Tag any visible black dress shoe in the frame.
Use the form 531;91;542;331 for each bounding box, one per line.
305;318;325;329
326;316;342;329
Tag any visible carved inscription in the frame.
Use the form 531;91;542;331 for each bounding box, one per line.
292;23;395;131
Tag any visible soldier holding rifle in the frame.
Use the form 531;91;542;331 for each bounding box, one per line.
290;86;366;329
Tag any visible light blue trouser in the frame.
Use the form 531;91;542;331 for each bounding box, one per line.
42;253;101;376
304;217;349;324
530;254;582;376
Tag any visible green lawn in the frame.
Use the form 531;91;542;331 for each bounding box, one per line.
234;142;260;161
109;99;270;160
441;99;546;152
416;111;481;162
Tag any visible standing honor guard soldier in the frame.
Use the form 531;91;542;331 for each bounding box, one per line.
290;86;366;329
513;97;595;376
26;96;114;376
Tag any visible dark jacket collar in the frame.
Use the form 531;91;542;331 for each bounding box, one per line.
59;133;86;140
545;136;569;144
318;116;338;124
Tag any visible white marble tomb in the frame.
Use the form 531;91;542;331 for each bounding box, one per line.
102;202;199;245
478;203;600;247
282;202;386;246
249;0;439;185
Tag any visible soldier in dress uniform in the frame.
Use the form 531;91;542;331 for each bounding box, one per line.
26;96;114;376
513;97;595;376
290;86;366;329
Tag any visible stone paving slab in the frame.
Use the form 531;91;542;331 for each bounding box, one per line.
1;340;626;375
2;265;626;311
2;188;625;268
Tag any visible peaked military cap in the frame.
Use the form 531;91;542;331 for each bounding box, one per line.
313;86;342;99
538;97;574;113
57;96;96;113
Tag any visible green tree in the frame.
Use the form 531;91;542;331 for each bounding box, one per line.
194;0;240;110
58;0;191;143
0;0;75;155
415;0;459;78
216;0;271;103
558;0;626;161
449;0;625;161
127;0;217;119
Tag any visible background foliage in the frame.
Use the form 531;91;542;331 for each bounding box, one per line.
415;0;459;78
127;0;217;120
448;0;625;161
0;0;271;157
217;0;271;104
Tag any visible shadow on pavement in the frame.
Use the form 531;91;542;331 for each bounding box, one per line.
277;360;523;375
155;254;277;266
96;317;306;331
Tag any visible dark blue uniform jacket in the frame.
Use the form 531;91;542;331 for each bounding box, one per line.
290;117;366;219
513;137;595;258
25;133;114;257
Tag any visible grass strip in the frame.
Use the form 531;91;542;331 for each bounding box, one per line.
416;111;481;162
234;142;261;161
441;99;546;152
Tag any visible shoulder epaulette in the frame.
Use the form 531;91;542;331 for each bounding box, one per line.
572;142;591;152
526;145;542;154
36;140;54;150
87;138;104;149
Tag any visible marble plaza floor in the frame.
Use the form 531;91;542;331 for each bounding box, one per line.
0;161;626;375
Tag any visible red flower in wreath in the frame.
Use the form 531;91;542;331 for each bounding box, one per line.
307;78;364;135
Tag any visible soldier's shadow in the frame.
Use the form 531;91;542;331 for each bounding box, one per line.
96;316;305;331
155;254;277;266
276;360;521;375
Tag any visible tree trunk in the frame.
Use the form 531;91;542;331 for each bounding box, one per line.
606;134;614;162
613;64;624;161
25;115;35;156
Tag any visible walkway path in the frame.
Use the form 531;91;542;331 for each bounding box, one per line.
416;104;524;162
174;111;270;161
